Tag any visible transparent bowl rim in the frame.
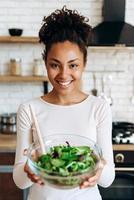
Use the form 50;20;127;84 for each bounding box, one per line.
26;133;102;178
28;133;102;156
32;134;102;149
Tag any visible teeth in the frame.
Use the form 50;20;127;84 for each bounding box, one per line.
58;81;71;86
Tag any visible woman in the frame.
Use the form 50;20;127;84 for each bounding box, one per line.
13;6;115;200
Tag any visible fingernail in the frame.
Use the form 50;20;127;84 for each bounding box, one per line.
84;181;89;186
37;180;41;184
88;178;93;182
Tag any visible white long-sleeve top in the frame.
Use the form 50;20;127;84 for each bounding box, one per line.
13;95;115;200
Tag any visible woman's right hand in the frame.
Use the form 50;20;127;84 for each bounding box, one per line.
23;149;44;185
24;163;44;185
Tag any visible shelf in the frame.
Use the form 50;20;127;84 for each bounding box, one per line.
89;46;134;50
0;36;134;49
0;75;48;82
0;36;39;43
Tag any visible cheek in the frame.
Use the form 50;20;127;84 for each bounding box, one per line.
46;69;58;83
46;67;52;76
74;70;83;80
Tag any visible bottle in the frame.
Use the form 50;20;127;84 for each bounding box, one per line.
33;59;43;76
10;58;21;76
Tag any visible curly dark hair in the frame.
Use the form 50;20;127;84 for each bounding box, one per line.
39;6;92;63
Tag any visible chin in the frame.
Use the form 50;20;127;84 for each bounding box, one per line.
56;85;76;95
56;89;73;96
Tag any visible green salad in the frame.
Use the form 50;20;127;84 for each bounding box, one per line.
36;142;98;177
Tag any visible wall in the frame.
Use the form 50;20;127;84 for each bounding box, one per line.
0;0;134;122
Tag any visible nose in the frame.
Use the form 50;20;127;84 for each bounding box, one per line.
59;67;69;79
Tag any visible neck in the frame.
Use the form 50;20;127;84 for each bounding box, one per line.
43;90;88;105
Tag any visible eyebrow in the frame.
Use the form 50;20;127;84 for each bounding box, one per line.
49;58;79;63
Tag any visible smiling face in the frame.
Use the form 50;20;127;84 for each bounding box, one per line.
46;41;85;97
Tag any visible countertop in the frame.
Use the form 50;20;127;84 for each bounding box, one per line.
0;134;134;152
0;134;16;152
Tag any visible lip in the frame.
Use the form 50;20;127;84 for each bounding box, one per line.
56;80;73;88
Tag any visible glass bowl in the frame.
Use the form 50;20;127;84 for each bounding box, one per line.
26;134;102;189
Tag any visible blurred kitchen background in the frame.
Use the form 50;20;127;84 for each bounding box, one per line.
0;0;134;200
0;0;134;121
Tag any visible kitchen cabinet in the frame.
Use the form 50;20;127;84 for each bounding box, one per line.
0;152;29;200
0;135;28;200
0;152;23;200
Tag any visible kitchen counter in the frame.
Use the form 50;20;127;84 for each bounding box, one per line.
0;134;134;152
113;144;134;151
0;134;26;200
0;134;16;152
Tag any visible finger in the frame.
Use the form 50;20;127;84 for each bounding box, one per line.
31;177;44;185
83;181;90;187
27;172;44;185
88;167;103;181
88;175;98;183
24;162;44;185
30;177;40;183
37;180;45;185
24;164;34;175
80;181;90;189
80;179;97;189
32;174;41;181
28;176;37;183
27;173;38;180
23;149;28;156
81;173;99;187
31;150;38;161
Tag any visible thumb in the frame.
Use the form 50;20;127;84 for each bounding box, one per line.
23;149;28;156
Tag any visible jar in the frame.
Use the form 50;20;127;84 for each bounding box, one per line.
1;124;16;134
33;59;43;76
10;58;21;76
8;113;17;124
1;113;9;124
0;113;17;134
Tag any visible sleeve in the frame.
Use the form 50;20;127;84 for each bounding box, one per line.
95;101;115;188
13;103;33;189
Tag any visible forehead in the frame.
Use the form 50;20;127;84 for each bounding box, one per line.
47;41;84;60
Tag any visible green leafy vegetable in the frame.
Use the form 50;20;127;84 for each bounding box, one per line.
36;143;97;177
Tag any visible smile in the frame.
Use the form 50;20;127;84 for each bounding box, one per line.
57;80;73;87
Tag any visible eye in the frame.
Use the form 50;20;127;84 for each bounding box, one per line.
69;64;78;69
50;63;59;69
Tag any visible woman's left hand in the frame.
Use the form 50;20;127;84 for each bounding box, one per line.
80;159;106;189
